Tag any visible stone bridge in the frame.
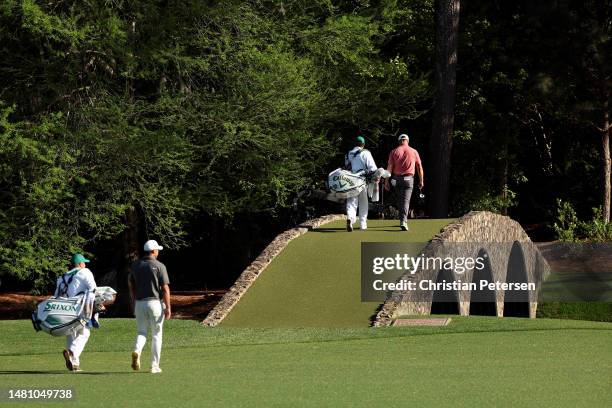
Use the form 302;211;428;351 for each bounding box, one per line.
373;211;550;326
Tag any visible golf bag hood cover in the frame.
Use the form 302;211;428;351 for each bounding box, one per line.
94;286;117;305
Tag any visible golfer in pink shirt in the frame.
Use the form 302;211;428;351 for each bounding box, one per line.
384;134;425;231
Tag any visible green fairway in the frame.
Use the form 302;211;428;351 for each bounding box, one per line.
0;318;610;407
222;219;452;327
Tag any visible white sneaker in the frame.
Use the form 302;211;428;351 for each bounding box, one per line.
360;222;367;230
150;367;163;374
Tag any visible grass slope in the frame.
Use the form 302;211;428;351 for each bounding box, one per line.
0;318;610;407
221;219;452;327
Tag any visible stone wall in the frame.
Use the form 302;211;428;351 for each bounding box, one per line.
202;214;346;327
373;211;550;326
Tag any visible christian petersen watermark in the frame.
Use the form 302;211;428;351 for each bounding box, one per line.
361;242;612;302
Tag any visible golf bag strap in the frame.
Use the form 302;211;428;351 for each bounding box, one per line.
345;148;369;171
58;270;78;298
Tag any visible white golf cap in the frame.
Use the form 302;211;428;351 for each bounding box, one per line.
398;133;409;141
143;240;163;251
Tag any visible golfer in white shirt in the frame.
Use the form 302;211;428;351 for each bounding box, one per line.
55;253;97;372
345;135;378;231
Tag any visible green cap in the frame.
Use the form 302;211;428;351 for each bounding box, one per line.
356;136;365;145
72;253;90;264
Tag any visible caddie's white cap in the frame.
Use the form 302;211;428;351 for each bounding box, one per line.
398;133;409;141
144;240;163;251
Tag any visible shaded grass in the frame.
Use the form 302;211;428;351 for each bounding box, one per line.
0;318;610;407
537;301;612;322
222;219;452;327
539;272;612;302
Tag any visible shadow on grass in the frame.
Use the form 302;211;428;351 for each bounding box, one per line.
311;228;346;233
312;227;405;233
0;370;137;375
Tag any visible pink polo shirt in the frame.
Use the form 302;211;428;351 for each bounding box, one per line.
387;145;421;176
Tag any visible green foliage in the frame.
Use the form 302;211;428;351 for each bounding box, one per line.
554;200;612;242
458;187;518;215
0;0;431;288
580;208;612;242
300;3;431;132
553;200;580;242
3;0;604;290
0;107;79;287
0;99;195;288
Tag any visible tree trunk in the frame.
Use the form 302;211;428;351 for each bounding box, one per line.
114;207;141;316
429;0;460;218
602;97;611;222
501;152;508;216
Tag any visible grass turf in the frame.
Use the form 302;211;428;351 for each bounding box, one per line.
0;318;610;407
221;219;452;327
537;301;612;322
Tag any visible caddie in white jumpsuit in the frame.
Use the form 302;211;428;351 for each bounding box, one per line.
55;253;97;372
128;240;171;374
345;135;378;231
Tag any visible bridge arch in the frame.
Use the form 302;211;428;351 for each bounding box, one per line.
469;248;497;316
503;241;530;317
430;267;460;315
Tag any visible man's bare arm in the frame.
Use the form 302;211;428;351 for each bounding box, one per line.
162;284;171;320
385;155;394;191
417;163;425;189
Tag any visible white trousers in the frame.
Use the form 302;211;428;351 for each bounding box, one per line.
66;325;90;366
346;188;369;227
133;300;164;369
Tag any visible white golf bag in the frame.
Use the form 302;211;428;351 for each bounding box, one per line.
326;168;391;202
31;286;117;336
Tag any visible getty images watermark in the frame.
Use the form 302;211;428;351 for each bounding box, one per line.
370;251;534;292
360;242;612;302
